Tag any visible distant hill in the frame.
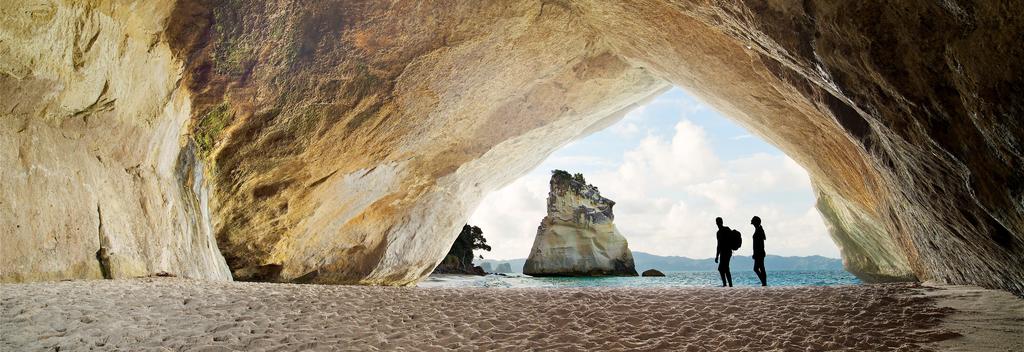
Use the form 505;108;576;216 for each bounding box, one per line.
477;252;844;273
476;258;527;273
629;252;845;272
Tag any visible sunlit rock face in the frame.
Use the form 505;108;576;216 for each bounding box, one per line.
523;172;638;277
0;1;231;282
166;1;665;285
2;1;1021;293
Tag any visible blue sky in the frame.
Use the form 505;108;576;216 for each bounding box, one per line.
470;87;841;260
557;88;778;163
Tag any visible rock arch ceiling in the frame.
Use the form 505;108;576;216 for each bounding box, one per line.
1;1;1021;294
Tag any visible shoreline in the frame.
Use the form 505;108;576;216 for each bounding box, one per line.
2;278;1020;351
420;270;860;289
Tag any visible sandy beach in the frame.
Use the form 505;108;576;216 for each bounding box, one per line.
1;278;1020;351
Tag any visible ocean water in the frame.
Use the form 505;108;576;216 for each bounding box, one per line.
420;270;861;288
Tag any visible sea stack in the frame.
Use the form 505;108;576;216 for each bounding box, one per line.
523;171;638;276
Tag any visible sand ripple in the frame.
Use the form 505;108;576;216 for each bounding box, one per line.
1;279;960;351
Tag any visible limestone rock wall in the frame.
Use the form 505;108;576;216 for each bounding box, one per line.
1;0;1021;294
166;0;665;284
524;172;638;277
0;0;231;281
595;0;1023;292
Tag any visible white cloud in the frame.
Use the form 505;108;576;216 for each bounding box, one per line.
545;155;617;169
610;122;640;138
758;206;839;257
611;120;720;193
685;179;741;212
467;174;549;260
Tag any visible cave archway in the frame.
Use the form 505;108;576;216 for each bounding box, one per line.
2;1;1021;294
168;0;1024;294
471;87;846;271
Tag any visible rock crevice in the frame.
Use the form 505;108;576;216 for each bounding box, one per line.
95;204;111;280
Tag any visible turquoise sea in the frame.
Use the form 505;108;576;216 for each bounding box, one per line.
420;270;860;288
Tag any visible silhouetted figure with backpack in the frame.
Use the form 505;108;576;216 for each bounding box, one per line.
714;217;741;287
751;216;767;286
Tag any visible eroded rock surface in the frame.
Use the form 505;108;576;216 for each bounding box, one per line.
2;0;1022;293
0;1;230;282
523;171;638;277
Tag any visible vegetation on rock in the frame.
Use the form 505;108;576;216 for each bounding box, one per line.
551;169;598;193
193;103;233;157
551;169;587;185
551;169;572;181
210;0;253;75
433;224;491;275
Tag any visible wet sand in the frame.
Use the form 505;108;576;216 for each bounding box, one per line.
1;278;1019;351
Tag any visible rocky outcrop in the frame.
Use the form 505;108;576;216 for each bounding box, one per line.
432;258;485;276
495;263;513;274
642;269;666;277
523;171;638;277
2;1;1022;293
432;224;489;275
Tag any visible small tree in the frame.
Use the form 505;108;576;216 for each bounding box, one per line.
572;172;586;185
445;224;490;272
551;169;572;180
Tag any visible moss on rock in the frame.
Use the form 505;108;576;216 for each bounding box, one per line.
193;103;233;157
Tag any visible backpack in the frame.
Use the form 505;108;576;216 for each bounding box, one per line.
730;229;742;250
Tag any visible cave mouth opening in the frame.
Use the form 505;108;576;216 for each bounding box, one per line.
464;87;847;281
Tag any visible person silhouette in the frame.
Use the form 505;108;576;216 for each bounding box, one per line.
751;216;767;286
714;217;733;287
